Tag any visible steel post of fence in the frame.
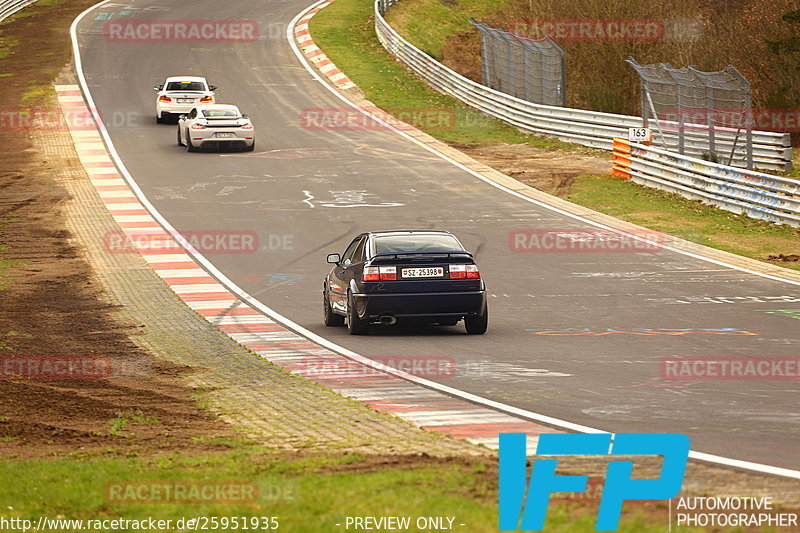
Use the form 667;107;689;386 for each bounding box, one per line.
727;67;754;170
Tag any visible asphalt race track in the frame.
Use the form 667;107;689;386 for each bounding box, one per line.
75;0;800;470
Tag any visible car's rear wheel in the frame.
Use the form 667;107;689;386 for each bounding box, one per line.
156;114;165;124
323;290;345;327
465;306;488;335
346;291;369;335
244;140;255;152
187;131;198;152
177;126;184;146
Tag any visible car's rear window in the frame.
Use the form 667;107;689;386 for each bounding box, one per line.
166;81;206;91
374;234;463;254
202;109;238;118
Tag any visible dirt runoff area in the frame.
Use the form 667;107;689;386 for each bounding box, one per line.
0;0;477;463
0;0;241;458
449;142;609;195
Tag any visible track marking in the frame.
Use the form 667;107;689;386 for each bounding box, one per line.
64;0;800;479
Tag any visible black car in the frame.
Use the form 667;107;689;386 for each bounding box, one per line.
323;230;488;335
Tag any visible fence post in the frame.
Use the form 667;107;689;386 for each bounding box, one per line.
471;19;565;106
728;67;754;170
628;59;757;169
559;40;567;106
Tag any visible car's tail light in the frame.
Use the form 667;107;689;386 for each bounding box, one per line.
379;266;396;281
158;95;171;102
191;123;206;129
240;122;253;130
449;264;466;279
200;96;213;103
362;266;379;282
449;264;479;279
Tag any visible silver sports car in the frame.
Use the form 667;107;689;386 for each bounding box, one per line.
177;104;255;152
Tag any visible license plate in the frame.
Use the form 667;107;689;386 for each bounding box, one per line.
178;98;194;103
401;267;443;278
214;132;235;138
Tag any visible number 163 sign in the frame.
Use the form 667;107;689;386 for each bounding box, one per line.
627;127;652;143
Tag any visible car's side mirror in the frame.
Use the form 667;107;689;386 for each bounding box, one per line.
209;85;219;91
178;114;187;120
326;253;341;265
153;85;163;91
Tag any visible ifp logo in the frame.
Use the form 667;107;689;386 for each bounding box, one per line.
499;433;689;531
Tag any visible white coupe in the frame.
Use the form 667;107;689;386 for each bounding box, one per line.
154;76;217;123
177;104;255;152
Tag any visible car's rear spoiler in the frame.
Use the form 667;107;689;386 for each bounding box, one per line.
370;250;472;261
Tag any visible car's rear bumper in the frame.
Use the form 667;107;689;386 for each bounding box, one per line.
353;290;486;320
157;103;205;116
194;136;254;147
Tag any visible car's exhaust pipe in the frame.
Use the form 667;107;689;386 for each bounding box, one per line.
379;314;397;326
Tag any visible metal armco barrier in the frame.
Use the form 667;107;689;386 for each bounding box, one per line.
0;0;37;23
373;0;793;172
612;138;800;227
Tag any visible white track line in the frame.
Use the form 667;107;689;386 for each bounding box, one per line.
67;0;800;480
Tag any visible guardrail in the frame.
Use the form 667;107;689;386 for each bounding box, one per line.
612;138;800;227
374;0;793;172
0;0;37;23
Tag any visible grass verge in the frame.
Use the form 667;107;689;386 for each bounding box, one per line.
0;447;706;533
310;0;800;270
565;176;800;268
308;0;582;151
382;0;511;59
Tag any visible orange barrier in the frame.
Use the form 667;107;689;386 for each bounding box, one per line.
611;137;632;179
612;137;632;154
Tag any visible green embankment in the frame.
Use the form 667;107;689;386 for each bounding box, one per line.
310;0;799;269
0;446;702;532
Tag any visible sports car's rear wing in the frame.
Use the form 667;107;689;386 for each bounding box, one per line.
370;250;473;263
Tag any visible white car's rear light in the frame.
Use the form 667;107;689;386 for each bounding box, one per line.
191;123;206;129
